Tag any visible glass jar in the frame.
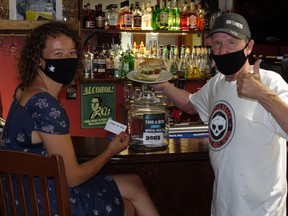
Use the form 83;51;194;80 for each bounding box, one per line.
128;91;168;150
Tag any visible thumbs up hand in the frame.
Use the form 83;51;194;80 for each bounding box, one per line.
236;59;263;100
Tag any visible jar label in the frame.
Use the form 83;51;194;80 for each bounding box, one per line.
143;132;164;145
142;113;165;145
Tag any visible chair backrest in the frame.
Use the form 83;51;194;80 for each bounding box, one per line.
0;150;71;216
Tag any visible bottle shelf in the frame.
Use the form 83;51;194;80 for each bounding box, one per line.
83;28;209;35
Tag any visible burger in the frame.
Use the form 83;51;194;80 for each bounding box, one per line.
133;59;164;81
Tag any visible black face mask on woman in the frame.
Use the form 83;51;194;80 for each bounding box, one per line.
40;58;79;84
212;42;249;76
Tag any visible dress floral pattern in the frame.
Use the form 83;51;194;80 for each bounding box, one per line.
1;88;124;216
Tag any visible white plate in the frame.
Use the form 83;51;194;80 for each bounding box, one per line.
127;70;173;84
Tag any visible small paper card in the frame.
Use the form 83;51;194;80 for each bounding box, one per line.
104;120;127;135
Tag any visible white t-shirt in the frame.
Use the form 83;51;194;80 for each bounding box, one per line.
190;69;288;216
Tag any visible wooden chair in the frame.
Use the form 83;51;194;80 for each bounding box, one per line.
0;150;71;216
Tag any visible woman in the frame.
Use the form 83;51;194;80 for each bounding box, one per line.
1;22;159;216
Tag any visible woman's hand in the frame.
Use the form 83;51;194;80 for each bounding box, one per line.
106;132;130;156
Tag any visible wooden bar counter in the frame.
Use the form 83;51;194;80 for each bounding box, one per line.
72;136;214;216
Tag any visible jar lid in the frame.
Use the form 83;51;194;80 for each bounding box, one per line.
131;91;163;108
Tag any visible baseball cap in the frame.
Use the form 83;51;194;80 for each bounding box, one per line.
206;12;251;39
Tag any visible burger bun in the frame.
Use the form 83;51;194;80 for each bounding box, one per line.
139;59;163;68
135;59;164;81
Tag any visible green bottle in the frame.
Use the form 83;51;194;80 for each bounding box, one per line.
170;0;180;31
128;49;135;73
122;52;129;78
152;4;160;30
167;0;173;30
169;45;178;76
179;45;188;78
159;0;169;30
122;46;135;78
114;46;122;78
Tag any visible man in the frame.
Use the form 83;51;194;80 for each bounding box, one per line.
152;12;288;215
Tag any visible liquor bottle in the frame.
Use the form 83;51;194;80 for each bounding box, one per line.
189;1;199;30
133;44;139;70
178;45;189;77
162;45;169;71
169;45;178;76
119;1;125;29
205;45;214;77
203;0;211;31
106;48;115;78
180;1;189;31
122;46;134;77
95;4;105;29
158;45;164;59
139;41;146;57
196;2;204;30
106;4;119;29
190;46;201;78
167;0;173;30
142;1;153;30
130;3;134;15
128;47;135;72
122;1;132;30
132;42;137;55
148;44;157;58
140;2;146;15
168;0;180;31
92;46;99;78
152;4;160;30
209;8;221;30
82;4;87;27
83;42;93;79
198;46;207;76
121;51;130;78
185;45;191;60
175;0;180;30
94;4;98;24
159;0;169;30
113;45;122;78
83;3;95;29
137;41;146;67
153;0;161;30
132;2;142;30
95;47;107;78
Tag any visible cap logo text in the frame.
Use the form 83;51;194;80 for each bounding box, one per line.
226;19;243;29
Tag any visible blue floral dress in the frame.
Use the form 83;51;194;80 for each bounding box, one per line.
1;88;124;216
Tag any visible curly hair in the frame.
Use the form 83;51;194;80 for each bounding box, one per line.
18;21;83;88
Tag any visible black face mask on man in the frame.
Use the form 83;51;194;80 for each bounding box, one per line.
212;42;249;76
39;58;79;84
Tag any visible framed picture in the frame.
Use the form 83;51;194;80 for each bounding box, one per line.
81;83;116;129
66;84;77;100
9;0;62;20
